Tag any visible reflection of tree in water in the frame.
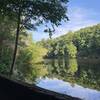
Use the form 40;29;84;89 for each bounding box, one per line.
75;61;100;90
45;58;100;90
67;59;78;75
45;58;78;80
15;57;100;90
64;58;78;84
14;63;48;83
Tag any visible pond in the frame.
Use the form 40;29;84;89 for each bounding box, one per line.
35;58;100;100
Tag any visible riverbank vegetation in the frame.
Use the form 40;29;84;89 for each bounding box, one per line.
0;16;48;82
0;0;69;82
38;24;100;59
0;16;100;90
0;15;100;83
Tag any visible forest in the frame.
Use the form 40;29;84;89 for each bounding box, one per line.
37;24;100;90
0;1;100;100
0;0;68;82
0;16;49;82
0;0;100;92
1;16;100;86
38;24;100;59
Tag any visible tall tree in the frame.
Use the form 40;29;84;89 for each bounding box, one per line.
0;0;69;75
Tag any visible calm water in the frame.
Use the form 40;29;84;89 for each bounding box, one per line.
36;58;100;100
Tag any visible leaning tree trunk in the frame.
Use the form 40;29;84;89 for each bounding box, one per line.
10;8;21;76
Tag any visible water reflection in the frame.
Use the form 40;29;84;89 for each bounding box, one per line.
36;58;100;100
66;59;78;75
44;58;100;90
14;63;48;83
13;53;100;99
37;78;100;100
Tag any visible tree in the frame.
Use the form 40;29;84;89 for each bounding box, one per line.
0;15;30;75
65;43;77;58
0;0;69;75
0;16;16;74
73;24;100;57
15;38;48;82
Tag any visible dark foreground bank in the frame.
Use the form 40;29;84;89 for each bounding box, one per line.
0;75;81;100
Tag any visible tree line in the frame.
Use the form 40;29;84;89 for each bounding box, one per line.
38;24;100;59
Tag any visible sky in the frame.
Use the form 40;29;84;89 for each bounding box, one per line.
32;0;100;41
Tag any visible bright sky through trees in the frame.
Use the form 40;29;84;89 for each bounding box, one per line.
33;0;100;41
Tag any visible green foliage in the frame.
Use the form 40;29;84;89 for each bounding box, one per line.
73;24;100;57
0;16;48;82
0;16;16;74
15;42;48;82
0;0;69;29
0;47;13;74
40;24;100;59
39;31;77;58
65;43;77;58
67;59;78;75
0;0;69;75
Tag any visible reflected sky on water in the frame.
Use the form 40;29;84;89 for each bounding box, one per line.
35;58;100;100
37;77;100;100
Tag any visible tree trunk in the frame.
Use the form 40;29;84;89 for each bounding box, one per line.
10;8;21;76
